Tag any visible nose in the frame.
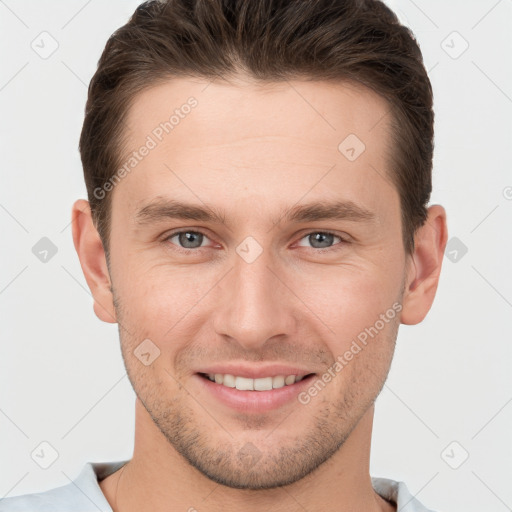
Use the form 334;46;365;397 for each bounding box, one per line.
212;246;297;351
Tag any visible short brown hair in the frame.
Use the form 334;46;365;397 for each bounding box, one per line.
79;0;434;257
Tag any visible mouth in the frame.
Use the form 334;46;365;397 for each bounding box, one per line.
198;372;316;391
195;371;317;413
193;361;320;413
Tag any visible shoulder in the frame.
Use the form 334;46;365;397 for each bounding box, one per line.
372;476;439;512
0;481;88;512
0;461;128;512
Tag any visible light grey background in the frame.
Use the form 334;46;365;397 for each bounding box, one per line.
1;1;511;511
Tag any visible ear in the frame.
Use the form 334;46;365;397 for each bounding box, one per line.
71;199;117;324
400;204;448;325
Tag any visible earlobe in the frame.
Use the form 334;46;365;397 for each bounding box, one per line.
400;205;448;325
71;199;117;324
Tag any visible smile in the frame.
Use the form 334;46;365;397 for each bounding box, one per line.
200;373;310;391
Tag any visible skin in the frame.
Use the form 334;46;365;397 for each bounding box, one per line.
72;75;448;512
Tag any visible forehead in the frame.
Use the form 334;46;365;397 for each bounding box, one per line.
123;76;391;151
112;76;397;223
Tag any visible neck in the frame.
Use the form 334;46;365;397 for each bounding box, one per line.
100;400;394;512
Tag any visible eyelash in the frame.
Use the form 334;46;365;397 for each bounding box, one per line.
162;229;348;254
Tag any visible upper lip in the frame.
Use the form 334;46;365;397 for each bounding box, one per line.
196;364;316;380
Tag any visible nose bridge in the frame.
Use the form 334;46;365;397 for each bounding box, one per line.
213;244;295;348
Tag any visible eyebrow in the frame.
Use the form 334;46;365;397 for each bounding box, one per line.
134;197;376;227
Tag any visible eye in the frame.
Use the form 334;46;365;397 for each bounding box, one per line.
296;231;346;250
165;230;212;250
162;229;347;253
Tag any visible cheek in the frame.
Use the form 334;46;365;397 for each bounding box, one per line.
115;263;217;340
297;262;401;339
315;273;400;401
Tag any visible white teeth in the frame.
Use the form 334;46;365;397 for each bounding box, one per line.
272;375;285;389
284;375;296;385
205;373;308;390
223;374;236;388
254;377;273;391
235;376;254;391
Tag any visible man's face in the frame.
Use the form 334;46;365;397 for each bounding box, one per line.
107;77;409;489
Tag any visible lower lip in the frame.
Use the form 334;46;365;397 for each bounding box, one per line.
195;374;316;413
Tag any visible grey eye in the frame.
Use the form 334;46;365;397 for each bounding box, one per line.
297;232;342;249
171;231;206;249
